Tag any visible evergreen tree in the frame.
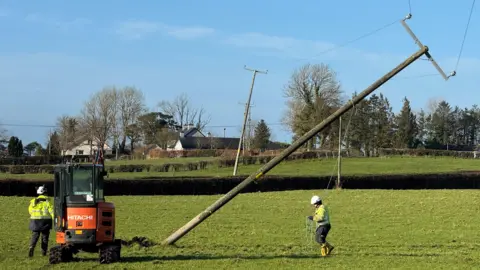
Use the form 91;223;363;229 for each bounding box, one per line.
46;132;61;155
7;136;15;157
415;109;427;147
430;101;454;146
395;97;417;148
253;119;271;151
24;141;41;156
7;136;23;157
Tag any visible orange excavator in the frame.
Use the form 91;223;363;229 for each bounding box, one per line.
48;149;122;264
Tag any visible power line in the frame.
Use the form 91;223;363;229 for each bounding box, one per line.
455;0;476;71
408;0;412;15
0;116;407;130
291;17;402;63
392;73;440;80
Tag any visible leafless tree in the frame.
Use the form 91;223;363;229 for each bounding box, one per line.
155;128;178;149
56;115;81;155
158;92;211;131
110;88;121;159
281;63;344;150
117;86;147;153
0;123;7;143
80;87;118;154
426;97;443;115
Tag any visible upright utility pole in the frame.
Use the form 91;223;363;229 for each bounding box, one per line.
162;15;454;246
238;102;255;155
336;117;342;189
233;66;267;176
48;128;52;156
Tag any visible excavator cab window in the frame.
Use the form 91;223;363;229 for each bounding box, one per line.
63;164;105;205
72;167;93;196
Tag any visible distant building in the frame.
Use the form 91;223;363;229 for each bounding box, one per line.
62;137;113;156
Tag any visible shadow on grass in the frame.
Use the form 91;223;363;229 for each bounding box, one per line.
35;251;442;268
118;252;441;263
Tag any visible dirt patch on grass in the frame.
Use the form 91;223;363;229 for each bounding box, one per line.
121;236;156;248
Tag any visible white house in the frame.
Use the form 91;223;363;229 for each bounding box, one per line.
62;139;113;156
166;126;206;151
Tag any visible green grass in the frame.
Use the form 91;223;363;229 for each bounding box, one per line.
2;190;480;269
1;156;480;180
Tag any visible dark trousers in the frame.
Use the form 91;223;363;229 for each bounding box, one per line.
315;224;331;244
30;230;50;251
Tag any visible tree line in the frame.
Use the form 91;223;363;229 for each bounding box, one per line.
44;87;215;156
2;61;475;159
282;63;480;155
0;86;275;158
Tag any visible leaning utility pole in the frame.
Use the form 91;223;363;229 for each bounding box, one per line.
233;66;267;176
163;15;454;246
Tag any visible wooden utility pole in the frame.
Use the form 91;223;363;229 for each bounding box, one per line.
336;117;342;189
162;16;455;246
233;66;267;176
238;102;255;155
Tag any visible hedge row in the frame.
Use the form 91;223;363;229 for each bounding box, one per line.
3;172;480;196
0;154;116;165
147;149;289;158
0;151;344;175
378;148;477;158
1;148;479;174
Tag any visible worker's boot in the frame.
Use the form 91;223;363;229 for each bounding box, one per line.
28;247;34;257
325;242;334;255
320;244;327;257
41;243;48;256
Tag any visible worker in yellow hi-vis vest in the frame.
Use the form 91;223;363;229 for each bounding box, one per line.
308;195;334;256
28;185;54;257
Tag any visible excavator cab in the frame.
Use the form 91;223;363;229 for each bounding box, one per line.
48;162;122;264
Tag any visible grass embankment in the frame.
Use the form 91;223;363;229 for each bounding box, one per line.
1;156;479;180
2;190;480;269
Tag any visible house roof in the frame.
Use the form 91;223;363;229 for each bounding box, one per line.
63;135;112;151
181;127;205;137
265;141;288;150
178;137;241;150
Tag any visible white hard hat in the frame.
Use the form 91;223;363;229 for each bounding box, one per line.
37;186;47;195
310;195;321;205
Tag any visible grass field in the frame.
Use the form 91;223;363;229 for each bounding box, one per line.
2;189;480;269
1;156;480;180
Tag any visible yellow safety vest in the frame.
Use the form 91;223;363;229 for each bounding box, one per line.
313;205;330;226
28;195;54;220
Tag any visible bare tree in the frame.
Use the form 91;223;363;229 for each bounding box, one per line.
426;97;443;115
155;128;178;149
158;92;211;131
80;87;118;155
110;88;121;159
281;63;344;150
56;115;81;155
117;86;147;154
0;123;7;143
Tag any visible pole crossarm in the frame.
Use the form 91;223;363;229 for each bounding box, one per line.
162;46;428;246
401;14;456;80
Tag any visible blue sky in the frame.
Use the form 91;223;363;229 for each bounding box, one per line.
0;0;478;146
